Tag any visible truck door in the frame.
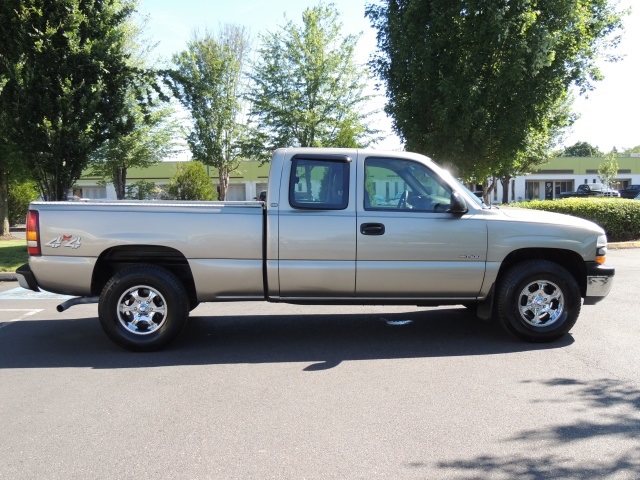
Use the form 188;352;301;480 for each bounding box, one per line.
356;155;487;299
277;153;356;297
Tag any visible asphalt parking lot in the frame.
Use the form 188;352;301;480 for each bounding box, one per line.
0;249;638;479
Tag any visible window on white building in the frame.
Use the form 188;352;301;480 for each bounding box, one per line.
525;181;540;200
555;181;573;197
81;187;107;199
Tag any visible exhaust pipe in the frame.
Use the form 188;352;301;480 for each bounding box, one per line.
57;296;100;312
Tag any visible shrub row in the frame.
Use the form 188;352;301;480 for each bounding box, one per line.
513;197;640;242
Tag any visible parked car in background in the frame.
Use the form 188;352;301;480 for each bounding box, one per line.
559;183;621;198
619;185;640;199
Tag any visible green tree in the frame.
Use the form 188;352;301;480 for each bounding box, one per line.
248;3;378;149
562;141;604;157
171;25;252;201
623;145;640;156
8;178;39;226
90;99;182;199
125;180;157;200
367;0;625;201
598;151;618;188
167;161;214;200
0;0;141;200
0;1;29;234
89;9;182;200
0;141;27;236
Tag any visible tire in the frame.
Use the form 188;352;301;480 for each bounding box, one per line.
496;260;581;343
98;265;190;351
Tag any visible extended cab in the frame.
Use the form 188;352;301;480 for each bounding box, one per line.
17;148;615;350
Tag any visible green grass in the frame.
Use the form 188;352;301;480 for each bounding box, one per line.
0;239;27;272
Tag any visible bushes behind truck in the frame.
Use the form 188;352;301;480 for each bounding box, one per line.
513;197;640;242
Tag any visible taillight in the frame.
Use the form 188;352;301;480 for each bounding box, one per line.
26;210;41;256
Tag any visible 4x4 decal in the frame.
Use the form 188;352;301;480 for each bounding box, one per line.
45;235;82;249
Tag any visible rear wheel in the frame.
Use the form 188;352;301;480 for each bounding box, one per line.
99;265;189;351
496;260;581;342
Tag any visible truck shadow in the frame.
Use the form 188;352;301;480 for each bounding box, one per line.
0;307;573;370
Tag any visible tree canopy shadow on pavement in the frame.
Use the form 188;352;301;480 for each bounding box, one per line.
430;377;640;479
0;306;572;370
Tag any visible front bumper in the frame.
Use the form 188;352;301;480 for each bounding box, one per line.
16;263;40;292
583;262;615;305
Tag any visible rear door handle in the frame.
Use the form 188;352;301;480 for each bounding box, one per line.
360;223;385;236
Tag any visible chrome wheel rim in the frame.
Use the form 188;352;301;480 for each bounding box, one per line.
117;285;167;335
517;280;564;327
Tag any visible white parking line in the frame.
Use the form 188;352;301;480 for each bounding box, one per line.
0;309;44;329
0;287;71;300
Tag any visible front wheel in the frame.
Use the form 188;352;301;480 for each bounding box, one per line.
496;260;581;342
98;265;190;351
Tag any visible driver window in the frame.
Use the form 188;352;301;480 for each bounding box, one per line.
364;157;452;212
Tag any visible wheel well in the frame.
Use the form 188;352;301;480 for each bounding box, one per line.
496;248;587;297
92;246;198;306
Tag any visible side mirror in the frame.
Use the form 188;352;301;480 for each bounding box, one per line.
447;191;468;214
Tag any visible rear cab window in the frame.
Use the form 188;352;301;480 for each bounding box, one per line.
289;155;351;210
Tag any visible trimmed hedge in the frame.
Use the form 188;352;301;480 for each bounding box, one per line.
513;197;640;242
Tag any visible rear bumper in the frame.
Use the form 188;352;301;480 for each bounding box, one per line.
16;263;40;292
583;262;615;305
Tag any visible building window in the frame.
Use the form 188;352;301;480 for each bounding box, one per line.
81;187;107;199
525;181;540;200
555;181;573;197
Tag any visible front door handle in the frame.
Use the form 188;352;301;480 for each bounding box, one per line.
360;223;385;236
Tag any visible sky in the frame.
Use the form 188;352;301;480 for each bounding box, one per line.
138;0;639;153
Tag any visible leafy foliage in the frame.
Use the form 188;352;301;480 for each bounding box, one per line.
8;178;39;226
515;198;640;242
171;26;253;200
0;0;144;200
88;10;182;200
562;141;604;157
90;99;182;199
0;140;22;234
367;0;625;186
125;180;157;200
248;4;378;149
622;145;640;155
598;151;618;189
167;161;214;200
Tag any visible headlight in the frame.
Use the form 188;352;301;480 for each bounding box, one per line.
596;234;607;265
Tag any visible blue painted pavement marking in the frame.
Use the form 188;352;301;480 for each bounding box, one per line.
0;287;72;300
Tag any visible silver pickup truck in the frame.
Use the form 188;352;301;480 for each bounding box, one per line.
17;147;615;351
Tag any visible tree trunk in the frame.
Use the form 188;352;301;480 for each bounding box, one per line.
113;166;127;200
0;160;10;236
483;177;496;206
501;175;511;204
218;166;229;201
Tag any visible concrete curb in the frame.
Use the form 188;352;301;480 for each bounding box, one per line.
0;272;17;282
609;241;640;249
